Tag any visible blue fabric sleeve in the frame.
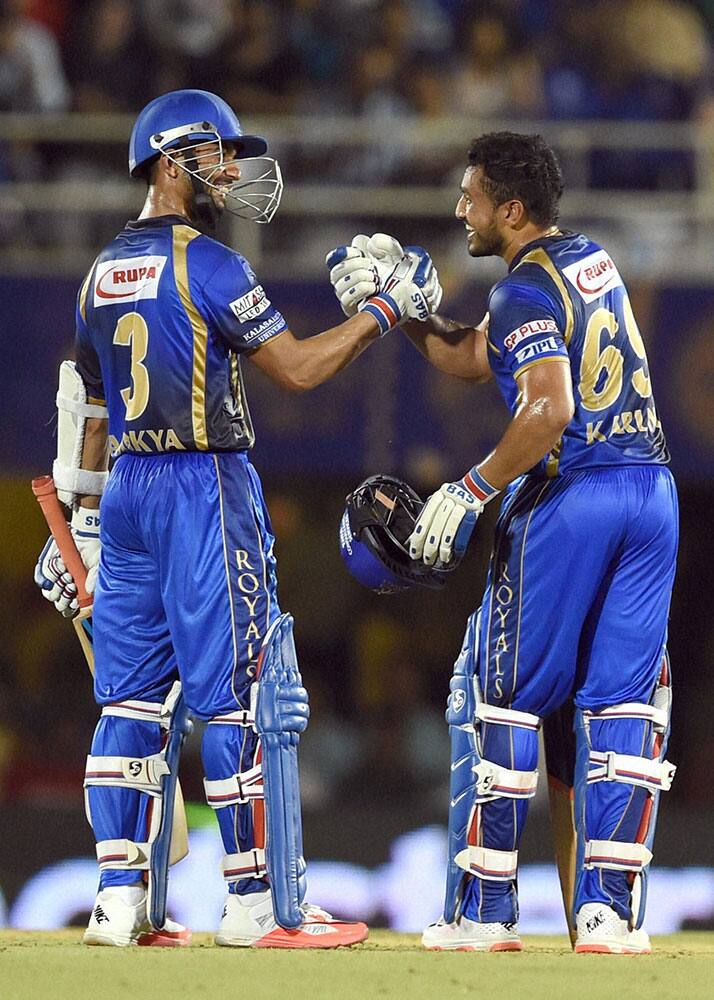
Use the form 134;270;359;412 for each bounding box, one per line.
74;288;105;402
200;251;288;352
488;271;570;380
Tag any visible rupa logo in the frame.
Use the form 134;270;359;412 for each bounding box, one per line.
230;285;271;322
94;255;167;306
563;249;622;303
504;319;558;352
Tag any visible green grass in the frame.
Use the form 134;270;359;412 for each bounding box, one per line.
2;931;713;1000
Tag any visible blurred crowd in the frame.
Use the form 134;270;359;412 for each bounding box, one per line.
1;0;713;121
1;0;714;188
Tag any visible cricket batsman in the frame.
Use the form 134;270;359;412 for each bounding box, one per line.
33;89;441;947
329;132;678;954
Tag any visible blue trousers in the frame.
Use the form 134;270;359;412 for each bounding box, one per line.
462;464;678;923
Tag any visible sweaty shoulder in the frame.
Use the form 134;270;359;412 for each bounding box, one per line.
185;229;288;352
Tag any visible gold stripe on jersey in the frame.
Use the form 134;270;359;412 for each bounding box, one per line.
513;355;570;380
514;248;574;345
173;225;209;450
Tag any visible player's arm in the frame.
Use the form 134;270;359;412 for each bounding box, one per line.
248;312;381;392
478;358;573;488
400;313;492;382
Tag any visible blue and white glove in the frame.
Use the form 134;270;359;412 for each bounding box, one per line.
34;507;101;617
408;468;500;567
326;232;443;334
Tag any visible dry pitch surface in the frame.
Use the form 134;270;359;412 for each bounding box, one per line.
2;930;712;1000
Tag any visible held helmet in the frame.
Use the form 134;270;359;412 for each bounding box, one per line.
128;89;282;224
339;474;451;593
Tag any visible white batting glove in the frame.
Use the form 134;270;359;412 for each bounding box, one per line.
34;506;101;617
326;233;442;323
409;469;500;567
326;235;380;318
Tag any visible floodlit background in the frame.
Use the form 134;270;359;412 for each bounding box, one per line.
1;0;713;933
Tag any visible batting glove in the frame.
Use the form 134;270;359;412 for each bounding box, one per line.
326;233;442;328
408;468;499;567
34;507;101;617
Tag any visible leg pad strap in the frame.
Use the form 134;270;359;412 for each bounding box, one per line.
454;845;519;881
473;759;539;800
96;838;151;871
583;702;667;731
85;754;170;796
584;839;653;873
203;764;264;807
476;703;541;731
587;750;676;792
223;849;268;881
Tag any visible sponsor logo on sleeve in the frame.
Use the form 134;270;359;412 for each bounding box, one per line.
563;249;623;303
229;285;271;322
94;255;167;306
504;319;558;352
243;314;285;344
515;336;561;365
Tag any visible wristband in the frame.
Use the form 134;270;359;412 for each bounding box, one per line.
460;467;500;504
360;292;402;336
71;506;101;537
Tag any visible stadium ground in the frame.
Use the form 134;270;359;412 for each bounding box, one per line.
2;930;712;999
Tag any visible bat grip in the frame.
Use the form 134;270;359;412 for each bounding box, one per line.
32;475;93;609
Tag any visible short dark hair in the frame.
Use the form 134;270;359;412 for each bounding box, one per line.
467;132;564;226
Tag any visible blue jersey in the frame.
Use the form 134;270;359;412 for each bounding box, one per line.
74;214;288;456
486;232;669;476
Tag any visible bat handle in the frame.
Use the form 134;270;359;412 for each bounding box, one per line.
32;475;93;610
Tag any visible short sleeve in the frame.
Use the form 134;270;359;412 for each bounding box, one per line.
74;282;105;403
488;273;570;380
201;252;288;352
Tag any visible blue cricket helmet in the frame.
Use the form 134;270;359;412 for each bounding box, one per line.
129;89;268;177
339;475;448;594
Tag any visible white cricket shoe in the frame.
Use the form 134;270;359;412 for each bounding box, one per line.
83;887;191;947
422;916;522;952
575;903;651;955
215;890;369;949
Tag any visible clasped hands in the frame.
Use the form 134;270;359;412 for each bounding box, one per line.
325;233;443;335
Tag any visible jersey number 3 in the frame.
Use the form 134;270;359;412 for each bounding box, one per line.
113;312;150;420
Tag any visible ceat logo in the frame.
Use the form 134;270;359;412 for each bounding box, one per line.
563;249;622;303
94;255;167;307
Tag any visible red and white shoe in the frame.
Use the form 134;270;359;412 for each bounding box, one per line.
215;891;368;949
83;887;191;947
422;916;522;952
575;904;651;955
